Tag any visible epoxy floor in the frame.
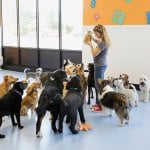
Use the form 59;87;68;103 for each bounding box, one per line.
0;69;150;150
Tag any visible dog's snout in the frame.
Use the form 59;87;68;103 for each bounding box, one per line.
140;82;145;86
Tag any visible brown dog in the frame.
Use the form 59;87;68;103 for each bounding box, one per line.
75;63;87;103
0;75;18;97
119;74;130;89
20;82;41;116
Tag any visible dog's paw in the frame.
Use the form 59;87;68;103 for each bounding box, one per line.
58;129;63;133
125;121;129;124
87;101;90;105
36;131;43;138
118;123;124;127
18;125;24;129
52;127;58;133
71;130;78;134
12;122;18;126
0;134;5;138
70;127;78;134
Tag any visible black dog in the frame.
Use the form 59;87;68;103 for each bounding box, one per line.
0;81;28;138
87;63;98;104
35;69;67;137
58;76;86;134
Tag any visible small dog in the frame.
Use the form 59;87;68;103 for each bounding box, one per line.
98;79;130;126
139;75;150;102
0;81;28;138
119;74;130;89
87;63;97;104
75;63;87;103
35;69;67;137
24;68;43;82
20;82;41;116
114;79;139;107
0;75;19;97
58;76;86;134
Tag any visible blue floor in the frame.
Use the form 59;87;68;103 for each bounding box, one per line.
0;69;150;150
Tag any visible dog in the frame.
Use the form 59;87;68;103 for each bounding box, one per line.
0;81;28;138
57;76;86;134
98;79;130;126
62;59;76;98
0;75;19;97
20;82;41;116
114;79;139;107
24;67;43;82
139;75;150;102
87;63;98;105
35;69;67;137
75;63;87;103
119;74;130;89
39;71;53;86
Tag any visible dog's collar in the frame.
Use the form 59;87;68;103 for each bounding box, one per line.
69;88;79;91
13;90;23;96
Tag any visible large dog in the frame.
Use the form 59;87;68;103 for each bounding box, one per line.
20;82;41;116
98;79;130;126
75;63;87;103
58;76;86;134
139;75;150;102
87;63;98;105
35;70;67;137
0;75;19;97
0;81;28;138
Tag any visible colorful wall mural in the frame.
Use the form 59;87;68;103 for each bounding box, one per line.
83;0;150;25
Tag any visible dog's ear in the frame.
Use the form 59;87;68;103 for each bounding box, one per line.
4;75;9;80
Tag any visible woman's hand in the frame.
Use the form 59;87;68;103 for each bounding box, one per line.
84;41;92;46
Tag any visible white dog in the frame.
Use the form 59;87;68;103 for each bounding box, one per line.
139;76;150;103
114;79;138;107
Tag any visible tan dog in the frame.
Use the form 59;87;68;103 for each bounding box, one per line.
75;64;87;103
20;82;41;116
0;75;19;97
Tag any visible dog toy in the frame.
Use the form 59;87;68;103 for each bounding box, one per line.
84;31;92;44
78;122;92;131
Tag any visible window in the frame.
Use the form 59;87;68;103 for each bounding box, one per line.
19;0;36;48
2;0;17;46
61;0;83;50
39;0;59;49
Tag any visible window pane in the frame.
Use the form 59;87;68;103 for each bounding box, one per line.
2;0;17;46
62;0;83;50
39;0;59;49
19;0;36;48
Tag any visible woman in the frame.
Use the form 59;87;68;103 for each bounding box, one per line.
85;24;111;112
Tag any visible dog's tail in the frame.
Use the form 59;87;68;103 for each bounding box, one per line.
130;84;137;93
24;68;31;74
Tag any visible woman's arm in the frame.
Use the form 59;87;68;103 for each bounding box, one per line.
92;37;102;44
89;43;102;57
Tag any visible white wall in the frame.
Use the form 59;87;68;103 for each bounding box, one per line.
83;25;150;83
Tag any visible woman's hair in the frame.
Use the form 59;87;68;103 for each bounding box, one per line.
93;24;111;48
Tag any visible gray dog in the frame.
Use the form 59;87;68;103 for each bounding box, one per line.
24;68;43;82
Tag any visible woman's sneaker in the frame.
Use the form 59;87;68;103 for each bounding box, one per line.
90;103;99;109
92;106;102;112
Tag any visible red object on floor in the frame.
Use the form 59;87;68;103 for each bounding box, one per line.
91;103;99;107
92;106;102;112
